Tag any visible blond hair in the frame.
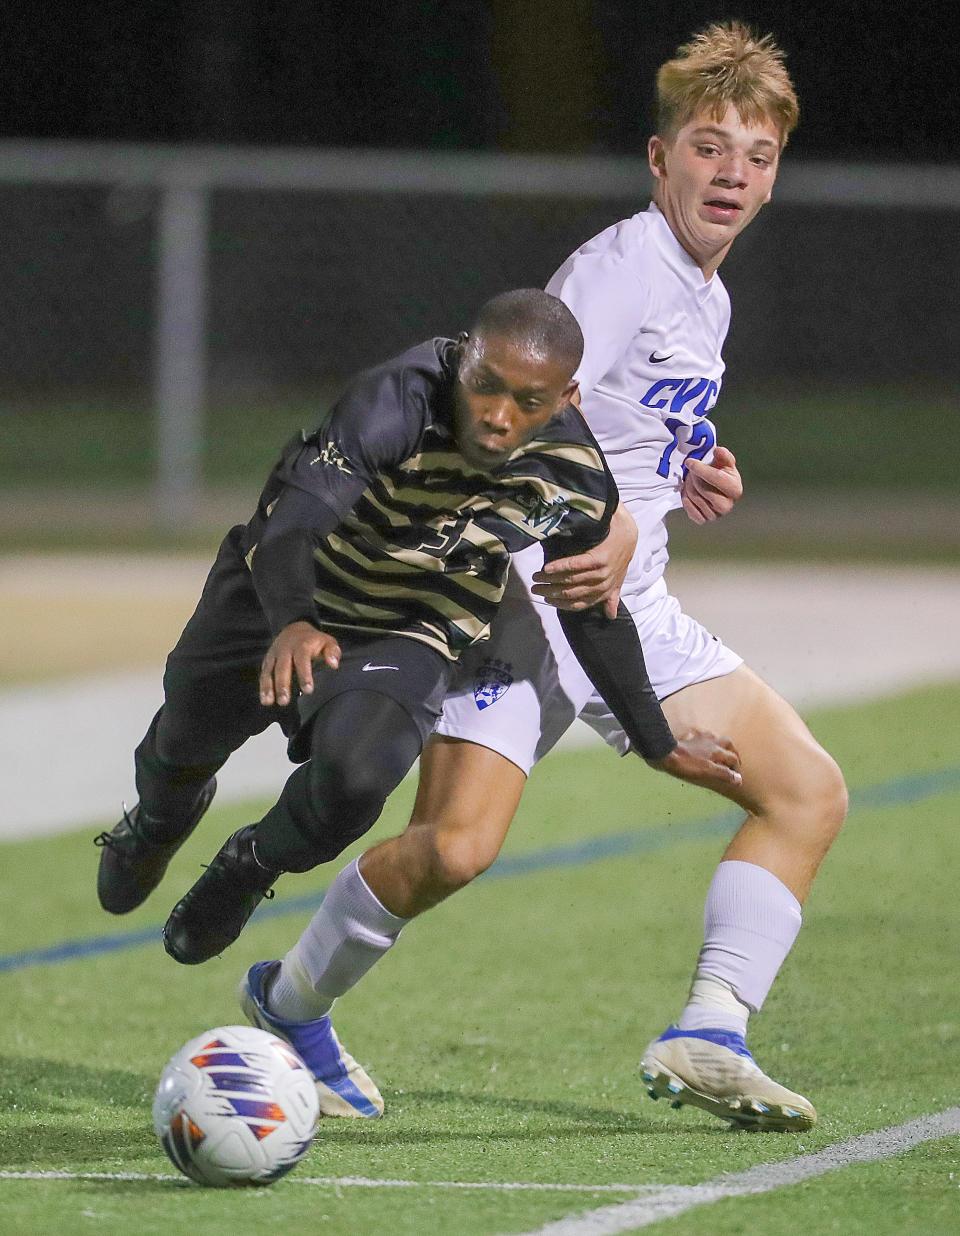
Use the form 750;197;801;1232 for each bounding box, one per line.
656;22;799;147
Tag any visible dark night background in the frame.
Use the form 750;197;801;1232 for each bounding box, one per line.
0;0;956;484
0;1;951;159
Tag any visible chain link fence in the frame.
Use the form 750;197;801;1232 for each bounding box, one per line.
1;144;957;536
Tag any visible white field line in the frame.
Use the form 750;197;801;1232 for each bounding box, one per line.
512;1107;960;1235
0;1169;652;1194
5;1107;960;1208
296;1178;653;1193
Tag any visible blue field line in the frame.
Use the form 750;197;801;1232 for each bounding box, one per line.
852;765;960;807
1;764;958;977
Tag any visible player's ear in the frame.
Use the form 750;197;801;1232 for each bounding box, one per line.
564;379;581;409
648;135;667;180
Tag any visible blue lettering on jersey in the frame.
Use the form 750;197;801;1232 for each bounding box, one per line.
639;378;682;410
639;376;721;417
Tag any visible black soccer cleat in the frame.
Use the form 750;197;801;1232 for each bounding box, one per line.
162;825;279;965
94;779;217;915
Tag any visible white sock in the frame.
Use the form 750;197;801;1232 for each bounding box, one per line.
267;858;409;1022
678;859;802;1031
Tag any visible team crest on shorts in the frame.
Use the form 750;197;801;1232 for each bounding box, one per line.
474;657;513;710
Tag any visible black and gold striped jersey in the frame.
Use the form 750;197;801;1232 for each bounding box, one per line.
244;337;618;662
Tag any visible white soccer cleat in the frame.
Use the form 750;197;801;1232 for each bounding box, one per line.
240;961;384;1118
640;1026;816;1132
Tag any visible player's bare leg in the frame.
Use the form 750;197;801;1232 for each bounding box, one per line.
266;736;525;1016
263;711;744;1031
359;736;527;917
661;665;847;899
246;738;526;1115
642;664;847;1131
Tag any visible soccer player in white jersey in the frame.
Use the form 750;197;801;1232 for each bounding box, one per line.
239;23;847;1132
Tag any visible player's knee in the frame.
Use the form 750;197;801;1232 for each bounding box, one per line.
424;828;497;894
307;694;420;822
147;709;197;769
810;749;848;838
767;743;848;845
306;753;384;827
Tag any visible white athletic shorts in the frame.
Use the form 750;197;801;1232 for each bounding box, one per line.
435;571;743;774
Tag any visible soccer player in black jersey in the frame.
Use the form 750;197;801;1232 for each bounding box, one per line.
96;291;739;987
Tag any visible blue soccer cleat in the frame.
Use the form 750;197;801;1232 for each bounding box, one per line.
640;1025;816;1132
239;960;383;1119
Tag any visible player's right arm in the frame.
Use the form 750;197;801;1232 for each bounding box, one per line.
546;235;742;601
258;621;342;707
248;361;426;700
248;467;364;707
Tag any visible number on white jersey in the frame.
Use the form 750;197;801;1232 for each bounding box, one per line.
656;418;717;479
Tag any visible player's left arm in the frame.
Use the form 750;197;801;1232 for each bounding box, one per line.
532;405;634;619
532;501;636;619
555;602;741;790
681;444;743;524
533;450;675;757
524;451;741;786
547;549;741;787
547;533;741;782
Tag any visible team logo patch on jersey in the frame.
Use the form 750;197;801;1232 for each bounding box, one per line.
520;493;569;535
310;442;353;474
474;658;513;710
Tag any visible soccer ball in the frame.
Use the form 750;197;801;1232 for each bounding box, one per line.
153;1025;320;1187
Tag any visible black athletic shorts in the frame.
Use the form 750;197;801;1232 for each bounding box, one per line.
290;631;452;762
161;525;453;769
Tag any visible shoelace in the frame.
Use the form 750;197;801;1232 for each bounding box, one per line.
93;803;138;848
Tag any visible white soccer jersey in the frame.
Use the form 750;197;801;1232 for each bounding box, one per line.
541;200;731;601
435;203;742;768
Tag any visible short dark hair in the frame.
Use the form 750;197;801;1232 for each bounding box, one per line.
469;289;583;377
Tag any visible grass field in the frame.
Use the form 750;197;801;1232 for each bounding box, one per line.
1;682;959;1233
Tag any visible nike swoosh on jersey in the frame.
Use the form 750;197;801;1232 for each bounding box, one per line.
648;351;674;364
362;663;399;671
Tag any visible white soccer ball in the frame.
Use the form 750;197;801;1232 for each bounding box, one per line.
153;1024;319;1187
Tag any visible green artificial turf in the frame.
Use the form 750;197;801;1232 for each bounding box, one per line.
1;682;958;1234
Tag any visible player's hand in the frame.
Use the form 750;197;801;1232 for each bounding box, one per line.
681;446;743;524
259;621;341;708
531;503;638;619
646;727;742;792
